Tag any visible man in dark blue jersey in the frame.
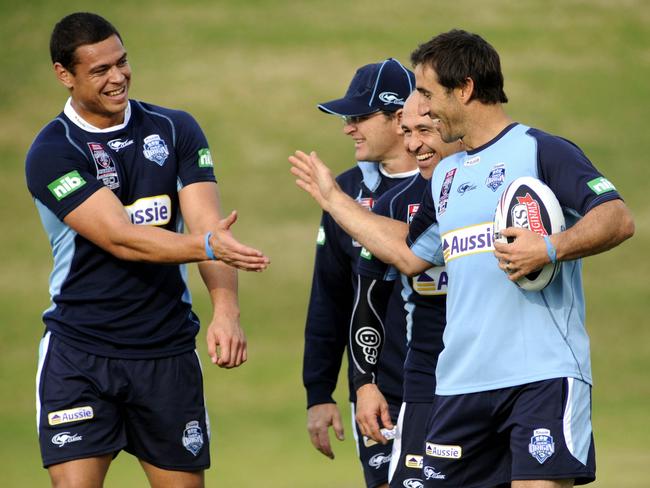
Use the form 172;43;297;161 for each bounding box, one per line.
301;58;418;488
290;30;634;488
350;93;463;488
26;12;268;488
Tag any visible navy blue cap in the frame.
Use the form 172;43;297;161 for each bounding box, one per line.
318;58;415;116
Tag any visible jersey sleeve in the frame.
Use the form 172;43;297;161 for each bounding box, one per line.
173;111;218;187
25;126;105;221
530;128;622;215
407;182;444;265
302;211;354;407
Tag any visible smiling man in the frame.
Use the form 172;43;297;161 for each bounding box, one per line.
26;12;268;488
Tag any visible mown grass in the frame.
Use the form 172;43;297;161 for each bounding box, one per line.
1;0;648;486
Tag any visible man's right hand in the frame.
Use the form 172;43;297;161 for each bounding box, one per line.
355;383;393;445
307;403;345;459
209;210;270;271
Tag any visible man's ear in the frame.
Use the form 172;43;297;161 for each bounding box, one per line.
54;62;74;89
456;77;475;105
394;108;405;135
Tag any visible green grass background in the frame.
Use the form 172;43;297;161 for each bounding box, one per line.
1;0;648;486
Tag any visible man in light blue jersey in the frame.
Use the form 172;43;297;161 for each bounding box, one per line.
290;29;634;488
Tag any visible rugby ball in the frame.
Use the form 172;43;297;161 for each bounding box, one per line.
493;176;565;291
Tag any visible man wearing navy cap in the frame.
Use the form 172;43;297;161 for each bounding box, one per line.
302;58;418;488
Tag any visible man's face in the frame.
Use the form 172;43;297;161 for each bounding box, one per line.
414;64;463;144
55;34;131;128
342;111;402;163
401;95;463;179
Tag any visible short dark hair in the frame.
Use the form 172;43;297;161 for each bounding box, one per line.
50;12;122;73
410;29;508;104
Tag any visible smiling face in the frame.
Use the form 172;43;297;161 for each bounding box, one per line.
414;63;465;144
342;111;402;163
54;34;131;129
400;94;463;178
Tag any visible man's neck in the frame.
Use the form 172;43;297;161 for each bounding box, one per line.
380;151;418;175
461;104;513;151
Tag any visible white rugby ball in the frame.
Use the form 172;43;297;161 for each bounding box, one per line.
494;176;565;291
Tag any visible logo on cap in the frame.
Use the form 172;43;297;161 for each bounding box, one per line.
378;91;405;105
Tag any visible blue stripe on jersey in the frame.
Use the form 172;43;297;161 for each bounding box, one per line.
35;199;77;311
56;117;87;157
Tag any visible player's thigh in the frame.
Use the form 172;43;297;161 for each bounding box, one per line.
123;351;211;471
507;378;594;485
351;401;400;488
389;402;432;488
422;393;510;487
37;333;126;469
48;454;113;488
140;459;204;488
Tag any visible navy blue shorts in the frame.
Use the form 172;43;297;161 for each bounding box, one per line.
388;401;432;488
36;332;210;470
352;400;402;488
422;378;595;487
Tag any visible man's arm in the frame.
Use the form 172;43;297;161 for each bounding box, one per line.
289;150;430;276
180;182;246;368
63;185;269;270
495;199;634;280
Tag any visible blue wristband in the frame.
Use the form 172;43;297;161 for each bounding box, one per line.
204;232;217;261
543;235;557;264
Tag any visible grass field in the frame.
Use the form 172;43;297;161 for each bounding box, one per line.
1;0;649;486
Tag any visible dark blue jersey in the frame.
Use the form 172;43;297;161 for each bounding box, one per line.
303;162;417;407
25;100;217;359
357;174;446;402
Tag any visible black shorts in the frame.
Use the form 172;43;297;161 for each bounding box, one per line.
36;332;210;471
352;400;402;488
423;378;595;487
388;401;432;488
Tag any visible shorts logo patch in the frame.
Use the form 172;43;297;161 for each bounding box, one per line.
424;466;446;480
47;170;87;201
48;406;94;426
316;226;326;245
51;432;83;447
529;428;555;464
485;163;506;191
405;454;423;468
143;134;169;166
363;435;377;447
368;452;391;469
426;442;462;459
403;478;424;488
182;420;204;456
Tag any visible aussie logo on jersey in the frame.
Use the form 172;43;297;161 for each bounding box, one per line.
88;142;120;190
529;428;555;464
182;420;204;456
352;197;374;247
413;267;448;295
143;134;169;166
442;223;494;263
125;195;172;226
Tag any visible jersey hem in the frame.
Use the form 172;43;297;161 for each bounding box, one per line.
436;372;592;396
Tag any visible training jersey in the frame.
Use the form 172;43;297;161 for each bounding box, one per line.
357;174;446;402
25;99;216;359
408;123;622;395
303;162;418;407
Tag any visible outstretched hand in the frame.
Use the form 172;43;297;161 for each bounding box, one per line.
288;150;340;212
209;210;270;271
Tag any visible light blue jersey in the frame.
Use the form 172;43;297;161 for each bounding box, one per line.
408;123;621;395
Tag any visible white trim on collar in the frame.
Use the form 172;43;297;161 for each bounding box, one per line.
379;165;419;179
64;97;131;133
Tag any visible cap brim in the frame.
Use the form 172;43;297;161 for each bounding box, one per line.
317;97;378;117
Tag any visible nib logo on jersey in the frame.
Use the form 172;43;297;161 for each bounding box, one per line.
442;223;494;263
125;195;172;226
47;171;87;201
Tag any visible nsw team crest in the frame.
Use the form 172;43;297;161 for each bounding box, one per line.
485;163;506;192
143;134;169;166
528;428;555;464
182;420;204;456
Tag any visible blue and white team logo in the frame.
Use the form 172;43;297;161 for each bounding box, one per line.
368;452;391;469
379;91;405;106
182;420;204;456
529;428;555;464
403;479;424;488
143;134;169;166
423;466;446;480
485;163;506;191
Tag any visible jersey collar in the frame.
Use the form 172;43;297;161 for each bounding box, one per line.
64;97;131;133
